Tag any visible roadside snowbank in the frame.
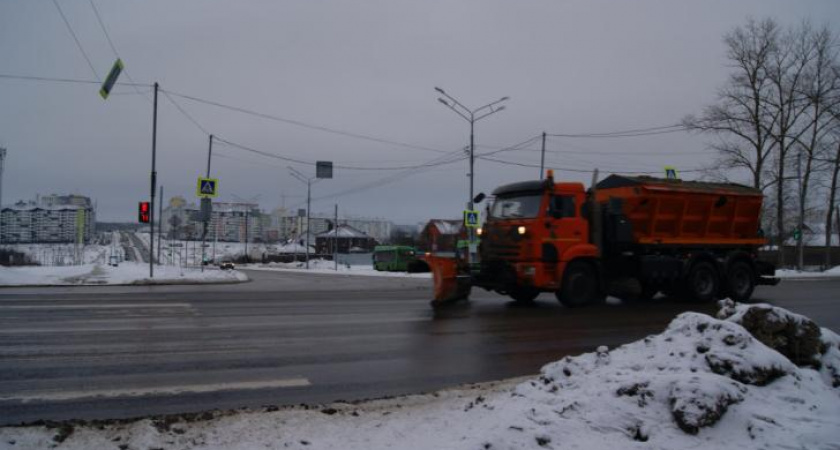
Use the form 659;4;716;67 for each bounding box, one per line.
2;301;838;450
246;259;432;278
0;262;247;286
775;265;840;279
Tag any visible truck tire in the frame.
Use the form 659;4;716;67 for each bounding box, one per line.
725;261;755;303
510;288;539;304
557;262;600;308
686;261;719;303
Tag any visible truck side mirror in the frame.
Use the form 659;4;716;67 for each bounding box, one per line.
473;193;486;204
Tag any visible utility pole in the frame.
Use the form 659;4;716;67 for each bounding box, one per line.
244;207;249;264
289;167;321;270
540;132;547;180
149;82;159;278
158;186;163;265
201;135;213;272
334;203;338;271
434;87;508;264
797;151;804;270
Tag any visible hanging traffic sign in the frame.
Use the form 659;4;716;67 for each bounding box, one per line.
664;166;680;180
99;59;124;100
196;177;219;198
464;210;480;228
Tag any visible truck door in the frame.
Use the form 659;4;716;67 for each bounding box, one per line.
547;193;588;260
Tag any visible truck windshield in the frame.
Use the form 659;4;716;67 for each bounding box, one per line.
490;194;543;219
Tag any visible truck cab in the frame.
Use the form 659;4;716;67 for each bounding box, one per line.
475;172;599;303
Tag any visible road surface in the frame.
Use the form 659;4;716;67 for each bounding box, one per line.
0;269;837;425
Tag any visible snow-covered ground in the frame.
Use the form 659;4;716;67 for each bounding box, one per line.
0;262;247;286
775;265;840;279
2;301;838;449
246;258;432;278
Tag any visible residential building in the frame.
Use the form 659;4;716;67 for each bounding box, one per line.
0;195;95;244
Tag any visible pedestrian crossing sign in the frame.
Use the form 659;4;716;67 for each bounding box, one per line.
664;166;680;180
196;177;219;198
464;210;480;228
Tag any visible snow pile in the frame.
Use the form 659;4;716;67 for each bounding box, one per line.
2;303;838;450
249;258;432;278
0;262;248;286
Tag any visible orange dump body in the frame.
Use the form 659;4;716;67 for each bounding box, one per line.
595;175;765;247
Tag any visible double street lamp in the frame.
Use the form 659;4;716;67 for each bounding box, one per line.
435;87;509;259
289;166;321;269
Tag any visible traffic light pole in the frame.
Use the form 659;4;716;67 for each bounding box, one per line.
149;82;158;278
201;135;213;272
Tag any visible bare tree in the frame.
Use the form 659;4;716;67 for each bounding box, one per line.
683;19;779;192
765;22;820;267
792;25;840;269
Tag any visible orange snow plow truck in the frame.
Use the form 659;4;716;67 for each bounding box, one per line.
429;170;778;307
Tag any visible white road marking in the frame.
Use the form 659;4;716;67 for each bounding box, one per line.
0;303;191;309
2;378;311;403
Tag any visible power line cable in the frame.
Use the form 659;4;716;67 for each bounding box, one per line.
51;0;100;82
161;88;449;155
0;73;146;87
86;0;148;100
162;90;212;136
479;155;704;175
548;124;687;138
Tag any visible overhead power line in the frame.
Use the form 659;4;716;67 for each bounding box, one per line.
86;0;148;100
161;89;450;155
51;0;100;82
548;124;687;138
0;73;147;87
480;155;704;175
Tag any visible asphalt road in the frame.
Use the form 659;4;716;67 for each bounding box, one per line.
0;269;838;425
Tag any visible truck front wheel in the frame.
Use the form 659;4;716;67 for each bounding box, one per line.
725;261;755;302
557;262;600;308
687;261;719;302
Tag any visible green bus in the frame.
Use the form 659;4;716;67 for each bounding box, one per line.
373;245;427;272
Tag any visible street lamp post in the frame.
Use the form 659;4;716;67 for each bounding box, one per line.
434;87;509;261
289;167;321;269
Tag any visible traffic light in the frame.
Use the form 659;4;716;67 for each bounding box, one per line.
138;201;150;223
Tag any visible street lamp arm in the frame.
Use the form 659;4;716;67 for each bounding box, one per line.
438;100;472;122
472;96;509;115
474;105;506;122
435;88;471;117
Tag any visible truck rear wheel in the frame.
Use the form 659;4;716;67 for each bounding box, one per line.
686;261;719;302
557;262;600;308
726;261;755;302
510;288;540;304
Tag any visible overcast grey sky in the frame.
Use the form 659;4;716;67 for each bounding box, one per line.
2;0;839;223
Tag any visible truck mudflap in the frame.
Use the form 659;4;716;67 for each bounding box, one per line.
428;254;472;306
755;260;779;286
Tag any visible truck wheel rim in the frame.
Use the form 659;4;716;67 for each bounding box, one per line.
732;268;750;295
694;269;714;297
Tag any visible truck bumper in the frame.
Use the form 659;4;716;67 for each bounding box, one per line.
473;260;559;292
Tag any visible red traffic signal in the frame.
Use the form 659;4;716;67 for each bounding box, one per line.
138;201;150;223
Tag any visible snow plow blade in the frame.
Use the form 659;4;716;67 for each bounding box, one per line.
428;254;471;307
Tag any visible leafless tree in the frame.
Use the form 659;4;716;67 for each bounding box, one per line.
792;25;840;269
683;19;779;192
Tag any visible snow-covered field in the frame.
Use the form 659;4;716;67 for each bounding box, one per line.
2;301;838;450
246;259;432;278
0;262;247;286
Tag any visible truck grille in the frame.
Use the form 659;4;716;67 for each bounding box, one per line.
481;226;522;260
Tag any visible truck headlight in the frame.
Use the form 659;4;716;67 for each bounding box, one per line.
517;226;527;235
